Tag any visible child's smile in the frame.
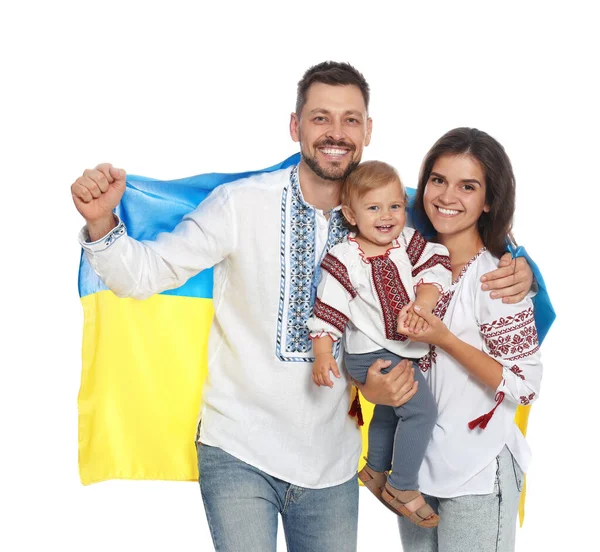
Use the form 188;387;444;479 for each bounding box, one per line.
343;179;406;256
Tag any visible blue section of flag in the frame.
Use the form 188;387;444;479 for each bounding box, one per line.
507;244;556;343
78;153;301;298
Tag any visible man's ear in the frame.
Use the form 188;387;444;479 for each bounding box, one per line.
290;113;300;143
365;117;373;147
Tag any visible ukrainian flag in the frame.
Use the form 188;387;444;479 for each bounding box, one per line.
77;153;555;523
77;154;299;485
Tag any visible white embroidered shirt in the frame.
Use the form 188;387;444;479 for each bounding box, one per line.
306;229;451;358
78;165;362;489
418;248;543;498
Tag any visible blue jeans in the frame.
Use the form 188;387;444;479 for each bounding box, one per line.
398;446;524;552
197;442;359;552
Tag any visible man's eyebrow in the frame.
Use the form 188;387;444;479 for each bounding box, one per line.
307;108;364;117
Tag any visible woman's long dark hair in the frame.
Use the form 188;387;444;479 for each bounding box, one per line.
413;127;516;258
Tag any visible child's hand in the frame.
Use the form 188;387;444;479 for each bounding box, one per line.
397;302;450;346
312;354;341;388
402;304;430;334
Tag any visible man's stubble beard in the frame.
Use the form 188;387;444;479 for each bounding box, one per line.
300;137;361;182
302;153;360;182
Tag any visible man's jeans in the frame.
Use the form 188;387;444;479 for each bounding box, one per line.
198;442;359;552
398;446;524;552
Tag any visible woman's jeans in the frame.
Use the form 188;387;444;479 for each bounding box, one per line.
197;442;359;552
398;446;524;552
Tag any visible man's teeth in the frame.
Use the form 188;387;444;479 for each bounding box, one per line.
320;148;347;156
438;207;460;215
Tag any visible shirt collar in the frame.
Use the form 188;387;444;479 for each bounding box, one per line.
290;164;342;215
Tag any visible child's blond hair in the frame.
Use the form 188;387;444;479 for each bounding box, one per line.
341;161;407;231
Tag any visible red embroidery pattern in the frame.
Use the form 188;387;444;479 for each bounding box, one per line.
412;254;451;278
370;256;409;341
480;307;540;360
480;307;535;335
520;392;535;406
313;298;349;335
406;230;427;266
434;289;454;320
348;234;400;264
510;365;525;380
453;248;486;285
418;347;437;372
308;330;339;342
321;253;357;298
418;289;454;372
507;348;540;361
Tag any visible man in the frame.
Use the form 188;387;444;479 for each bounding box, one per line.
72;62;533;551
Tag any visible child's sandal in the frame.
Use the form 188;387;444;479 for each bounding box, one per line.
357;463;398;515
381;483;440;528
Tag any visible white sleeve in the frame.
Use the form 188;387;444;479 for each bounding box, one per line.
405;229;452;293
476;290;543;407
78;184;236;299
306;252;355;342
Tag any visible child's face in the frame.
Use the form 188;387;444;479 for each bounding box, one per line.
343;179;406;248
423;154;489;240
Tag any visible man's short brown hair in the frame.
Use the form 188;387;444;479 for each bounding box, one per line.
296;61;370;115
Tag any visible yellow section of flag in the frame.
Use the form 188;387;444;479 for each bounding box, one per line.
78;291;213;485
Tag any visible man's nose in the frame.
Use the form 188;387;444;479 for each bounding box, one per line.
326;119;345;141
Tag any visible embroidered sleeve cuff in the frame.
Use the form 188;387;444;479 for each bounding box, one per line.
78;215;127;253
496;368;539;407
495;377;509;397
413;278;444;294
309;330;340;342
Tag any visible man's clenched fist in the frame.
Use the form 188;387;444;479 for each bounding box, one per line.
71;163;126;241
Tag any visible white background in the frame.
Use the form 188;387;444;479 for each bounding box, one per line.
1;1;598;550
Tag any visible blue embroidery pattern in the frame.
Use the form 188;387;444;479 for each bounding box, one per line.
276;166;348;362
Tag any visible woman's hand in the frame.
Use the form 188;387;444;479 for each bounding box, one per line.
397;302;451;347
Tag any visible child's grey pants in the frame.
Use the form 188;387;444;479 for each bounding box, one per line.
345;348;437;490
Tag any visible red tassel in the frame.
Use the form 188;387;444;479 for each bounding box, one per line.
468;413;492;430
468;392;505;430
348;388;364;426
356;398;364;427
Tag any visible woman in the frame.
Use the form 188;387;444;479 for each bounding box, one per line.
395;127;542;552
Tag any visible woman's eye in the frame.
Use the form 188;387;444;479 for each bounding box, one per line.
431;176;444;185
